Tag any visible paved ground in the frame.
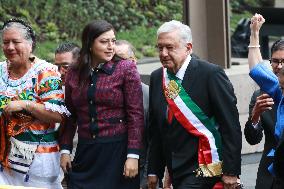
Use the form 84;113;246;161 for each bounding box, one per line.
241;152;262;189
61;153;261;189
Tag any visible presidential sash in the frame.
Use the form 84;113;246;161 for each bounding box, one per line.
163;68;222;177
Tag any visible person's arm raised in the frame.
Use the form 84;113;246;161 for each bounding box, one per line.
248;13;265;70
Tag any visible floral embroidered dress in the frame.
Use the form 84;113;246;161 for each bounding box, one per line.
0;58;69;188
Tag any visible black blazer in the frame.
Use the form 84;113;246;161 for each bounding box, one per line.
244;90;276;189
148;58;242;181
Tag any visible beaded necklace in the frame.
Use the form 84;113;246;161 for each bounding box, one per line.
7;59;33;79
4;58;34;91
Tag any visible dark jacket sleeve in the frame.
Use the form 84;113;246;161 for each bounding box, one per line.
59;69;78;152
244;90;264;145
147;72;166;179
123;61;144;155
208;66;242;176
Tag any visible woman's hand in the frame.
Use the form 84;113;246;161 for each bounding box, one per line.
3;100;25;115
4;100;63;123
251;93;274;124
60;153;72;173
250;13;265;35
123;157;138;178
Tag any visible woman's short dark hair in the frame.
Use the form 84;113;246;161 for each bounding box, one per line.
271;39;284;56
1;18;36;52
77;20;115;85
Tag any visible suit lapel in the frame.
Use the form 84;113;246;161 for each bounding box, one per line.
167;58;198;126
181;57;198;93
157;69;168;119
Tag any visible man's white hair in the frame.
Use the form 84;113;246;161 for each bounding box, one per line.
157;20;192;44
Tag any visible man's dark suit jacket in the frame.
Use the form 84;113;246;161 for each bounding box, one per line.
244;90;276;189
148;57;242;183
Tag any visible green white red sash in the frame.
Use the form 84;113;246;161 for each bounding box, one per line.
163;68;222;177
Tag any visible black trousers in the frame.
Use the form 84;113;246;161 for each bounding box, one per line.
173;174;220;189
273;177;284;189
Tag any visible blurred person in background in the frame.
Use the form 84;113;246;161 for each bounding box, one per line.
54;42;80;86
54;41;80;187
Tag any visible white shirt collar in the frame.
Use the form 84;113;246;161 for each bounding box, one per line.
175;54;192;81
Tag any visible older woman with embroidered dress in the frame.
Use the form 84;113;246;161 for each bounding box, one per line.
0;18;69;188
59;20;144;188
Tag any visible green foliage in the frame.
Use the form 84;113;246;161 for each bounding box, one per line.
116;26;158;58
0;0;182;58
0;0;265;60
244;0;275;7
230;11;252;34
33;41;57;62
230;0;268;13
44;22;59;41
229;0;258;33
154;5;168;17
0;0;182;40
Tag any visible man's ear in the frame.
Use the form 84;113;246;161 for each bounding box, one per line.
186;43;193;54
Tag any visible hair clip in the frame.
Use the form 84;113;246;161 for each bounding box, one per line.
3;18;28;28
2;18;34;36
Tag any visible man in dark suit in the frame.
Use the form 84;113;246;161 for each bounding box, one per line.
147;20;242;189
244;82;278;189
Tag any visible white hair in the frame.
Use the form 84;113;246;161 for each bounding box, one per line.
157;20;192;44
2;22;33;46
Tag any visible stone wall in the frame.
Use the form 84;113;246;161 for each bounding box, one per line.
275;0;284;7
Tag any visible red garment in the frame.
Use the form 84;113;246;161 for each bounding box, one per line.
59;59;144;155
0;112;33;168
